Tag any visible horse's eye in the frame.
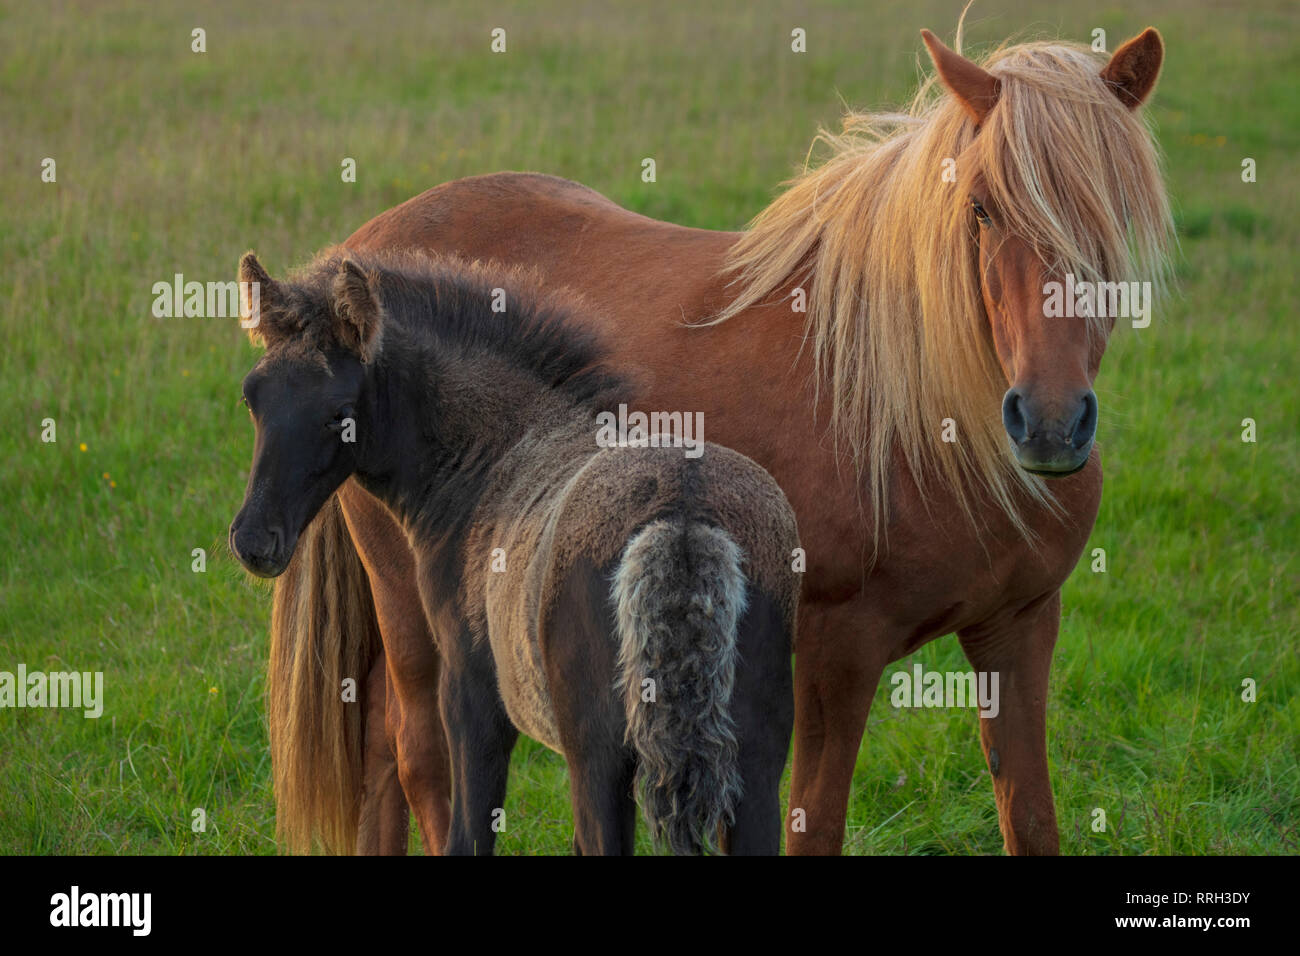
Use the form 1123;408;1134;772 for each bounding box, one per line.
970;196;992;227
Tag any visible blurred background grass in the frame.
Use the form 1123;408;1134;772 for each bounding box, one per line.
0;0;1295;854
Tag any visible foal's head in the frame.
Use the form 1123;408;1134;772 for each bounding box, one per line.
228;250;616;575
922;27;1169;476
228;253;382;577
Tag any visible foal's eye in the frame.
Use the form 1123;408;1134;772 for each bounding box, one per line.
327;404;354;432
970;197;992;227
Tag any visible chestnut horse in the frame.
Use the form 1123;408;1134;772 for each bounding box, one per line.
261;27;1172;855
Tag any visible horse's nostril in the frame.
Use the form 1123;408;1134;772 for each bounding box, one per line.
1069;391;1099;447
1002;389;1028;445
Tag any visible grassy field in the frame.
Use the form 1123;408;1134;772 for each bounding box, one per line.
1;0;1296;855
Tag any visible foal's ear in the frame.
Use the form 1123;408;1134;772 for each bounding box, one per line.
921;28;1000;126
1101;27;1163;110
238;251;284;341
332;259;384;362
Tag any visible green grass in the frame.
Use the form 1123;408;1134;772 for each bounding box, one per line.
1;0;1296;855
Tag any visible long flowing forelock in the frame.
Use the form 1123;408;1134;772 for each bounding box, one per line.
711;34;1173;554
977;41;1174;310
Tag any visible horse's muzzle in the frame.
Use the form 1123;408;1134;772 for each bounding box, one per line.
1002;387;1097;476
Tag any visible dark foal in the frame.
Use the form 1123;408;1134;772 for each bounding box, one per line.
230;249;800;854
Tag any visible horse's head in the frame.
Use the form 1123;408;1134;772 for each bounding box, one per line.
229;253;382;577
921;27;1166;476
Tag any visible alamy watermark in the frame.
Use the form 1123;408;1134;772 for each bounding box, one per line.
889;663;999;718
0;665;103;718
50;886;150;936
1043;272;1152;328
151;273;261;327
595;403;704;458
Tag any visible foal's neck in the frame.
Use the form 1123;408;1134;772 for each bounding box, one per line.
356;323;613;547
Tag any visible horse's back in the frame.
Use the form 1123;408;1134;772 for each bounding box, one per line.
346;170;732;262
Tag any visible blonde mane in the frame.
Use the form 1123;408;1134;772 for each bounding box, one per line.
710;33;1174;549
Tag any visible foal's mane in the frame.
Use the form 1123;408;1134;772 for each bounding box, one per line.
711;32;1174;547
260;247;624;411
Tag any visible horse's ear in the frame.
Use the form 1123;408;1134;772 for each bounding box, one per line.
1100;27;1163;110
921;28;1000;126
238;251;283;342
332;259;384;362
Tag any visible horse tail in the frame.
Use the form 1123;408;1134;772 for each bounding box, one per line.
267;492;382;854
612;517;746;855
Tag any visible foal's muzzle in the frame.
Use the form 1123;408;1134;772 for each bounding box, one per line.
1002;388;1097;476
229;513;289;578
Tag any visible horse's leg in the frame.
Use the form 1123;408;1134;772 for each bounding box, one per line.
720;590;793;856
439;626;518;856
337;480;453;855
957;590;1061;855
387;633;453;856
785;599;889;855
377;591;452;856
356;651;409;855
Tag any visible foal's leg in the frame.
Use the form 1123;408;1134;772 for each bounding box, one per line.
785;599;891;855
439;626;518;856
720;590;793;856
546;561;636;856
356;652;409;855
957;590;1061;855
338;480;453;854
564;746;637;856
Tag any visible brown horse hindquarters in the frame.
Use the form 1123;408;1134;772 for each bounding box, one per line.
337;172;1102;853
